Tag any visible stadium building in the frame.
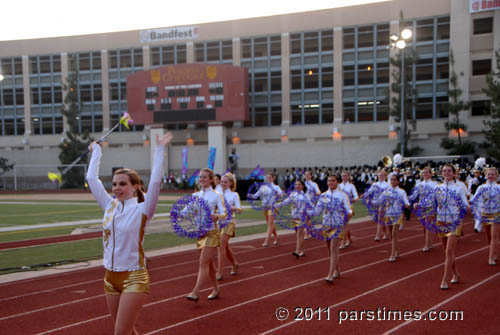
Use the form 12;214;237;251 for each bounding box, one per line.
0;0;499;188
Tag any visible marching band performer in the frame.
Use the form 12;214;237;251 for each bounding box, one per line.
339;170;359;249
247;173;283;247
304;170;321;239
216;172;242;280
410;166;438;252
275;179;312;258
86;132;173;335
373;172;410;262
312;175;352;283
433;164;469;290
362;169;390;241
185;168;227;302
470;167;500;265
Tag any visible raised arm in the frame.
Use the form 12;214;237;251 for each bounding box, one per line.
143;132;173;219
86;142;112;210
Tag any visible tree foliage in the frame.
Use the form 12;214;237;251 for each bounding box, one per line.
388;13;422;156
440;50;475;155
58;54;92;188
0;157;14;177
482;44;500;162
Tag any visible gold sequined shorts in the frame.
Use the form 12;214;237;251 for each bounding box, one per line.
220;221;236;237
104;268;149;295
196;228;221;249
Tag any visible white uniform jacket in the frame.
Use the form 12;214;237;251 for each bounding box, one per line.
339;182;359;203
86;143;164;272
313;188;352;227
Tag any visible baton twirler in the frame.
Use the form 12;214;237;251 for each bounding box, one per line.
48;113;134;183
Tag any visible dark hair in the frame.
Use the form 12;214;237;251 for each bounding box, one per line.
295;179;307;192
114;168;145;203
328;174;340;183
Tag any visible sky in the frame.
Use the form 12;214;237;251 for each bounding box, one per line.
0;0;388;41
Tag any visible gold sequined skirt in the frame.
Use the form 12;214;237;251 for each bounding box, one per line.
104;268;149;295
322;227;345;240
196;228;221;249
437;221;463;238
481;212;499;225
220;221;236;237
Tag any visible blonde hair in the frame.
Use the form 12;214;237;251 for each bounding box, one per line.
200;168;216;188
222;172;237;191
485;167;498;177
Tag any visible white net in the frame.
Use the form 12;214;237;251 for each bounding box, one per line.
13;164;87;190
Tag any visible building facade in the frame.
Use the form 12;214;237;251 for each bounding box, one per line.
0;0;499;185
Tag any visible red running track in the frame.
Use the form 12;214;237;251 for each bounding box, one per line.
0;215;498;335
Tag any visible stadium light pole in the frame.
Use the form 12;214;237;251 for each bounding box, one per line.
391;28;412;157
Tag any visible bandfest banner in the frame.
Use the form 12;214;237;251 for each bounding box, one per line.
140;26;199;43
470;0;500;12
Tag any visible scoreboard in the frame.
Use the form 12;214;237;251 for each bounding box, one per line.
126;64;249;125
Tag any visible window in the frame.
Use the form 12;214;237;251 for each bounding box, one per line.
471;100;490;116
343;28;355;49
472;59;491;76
473;17;493;35
357;26;373;48
321;30;333;51
303;32;318;53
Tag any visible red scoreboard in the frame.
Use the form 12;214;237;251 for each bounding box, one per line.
127;64;249;124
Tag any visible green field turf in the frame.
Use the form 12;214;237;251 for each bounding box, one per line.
0;224;270;275
0;200;369;275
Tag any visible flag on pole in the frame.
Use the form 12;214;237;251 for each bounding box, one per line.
207;146;216;170
119;112;133;130
188;169;200;187
48;172;62;184
246;165;261;179
182;147;188;175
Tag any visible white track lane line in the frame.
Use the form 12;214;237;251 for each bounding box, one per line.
259;246;490;335
383;272;500;335
7;228;417;323
31;232;431;334
0;222;381;301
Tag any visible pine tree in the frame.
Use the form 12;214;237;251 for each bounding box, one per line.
482;44;500;162
59;54;92;188
440;50;475;155
388;15;422;157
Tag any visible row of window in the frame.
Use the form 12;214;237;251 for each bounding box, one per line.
0;15;495;134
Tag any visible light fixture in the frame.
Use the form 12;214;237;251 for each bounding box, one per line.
281;129;288;143
401;28;412;40
449;128;468;138
332;127;342;141
186;133;194;146
231;131;240;145
367;66;372;71
388;125;398;140
308;70;313;76
101;140;109;148
395;39;406;49
21;137;29;145
0;74;4;82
